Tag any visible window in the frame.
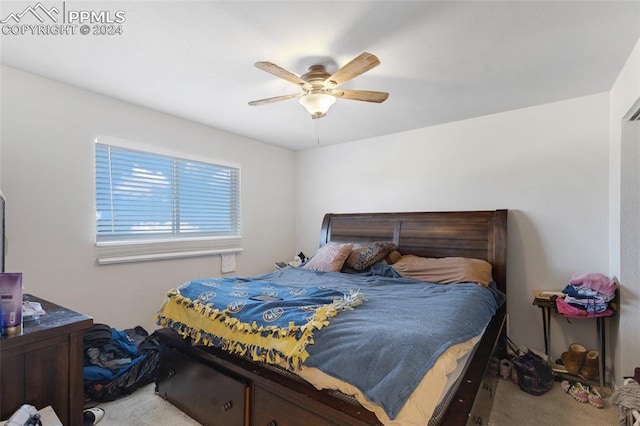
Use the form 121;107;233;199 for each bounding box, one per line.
95;138;241;264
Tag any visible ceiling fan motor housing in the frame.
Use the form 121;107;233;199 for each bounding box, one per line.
301;65;335;91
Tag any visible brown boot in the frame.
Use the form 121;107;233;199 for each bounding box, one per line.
561;343;587;375
580;350;599;380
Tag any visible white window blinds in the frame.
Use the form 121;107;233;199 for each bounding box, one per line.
95;141;241;264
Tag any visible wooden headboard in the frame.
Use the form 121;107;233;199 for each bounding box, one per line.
319;210;507;295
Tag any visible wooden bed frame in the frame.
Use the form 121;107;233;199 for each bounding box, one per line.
155;210;507;426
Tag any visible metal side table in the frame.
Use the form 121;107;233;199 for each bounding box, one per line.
532;296;611;390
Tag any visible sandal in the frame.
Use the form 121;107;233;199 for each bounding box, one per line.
587;386;604;409
561;380;588;403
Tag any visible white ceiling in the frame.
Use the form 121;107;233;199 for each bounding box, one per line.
1;1;639;150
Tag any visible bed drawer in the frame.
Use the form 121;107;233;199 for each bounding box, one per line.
467;315;505;426
158;346;249;426
253;386;338;426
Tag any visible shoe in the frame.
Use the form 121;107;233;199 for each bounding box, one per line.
499;359;512;379
560;343;587;375
587;386;604;409
83;407;104;426
580;350;599;380
561;380;588;403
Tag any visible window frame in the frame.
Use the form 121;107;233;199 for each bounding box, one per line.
94;136;242;264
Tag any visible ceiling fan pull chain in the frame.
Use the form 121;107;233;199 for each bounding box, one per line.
316;120;320;145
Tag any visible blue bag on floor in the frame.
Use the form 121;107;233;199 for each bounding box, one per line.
506;336;554;396
83;325;160;402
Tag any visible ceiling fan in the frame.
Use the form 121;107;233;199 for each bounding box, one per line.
248;52;389;119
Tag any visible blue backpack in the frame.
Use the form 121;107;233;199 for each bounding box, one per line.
506;336;554;396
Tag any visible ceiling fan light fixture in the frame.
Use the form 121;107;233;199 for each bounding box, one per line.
299;92;336;118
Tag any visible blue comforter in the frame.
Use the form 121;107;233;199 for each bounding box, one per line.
250;267;503;420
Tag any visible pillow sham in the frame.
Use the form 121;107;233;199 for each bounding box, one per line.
391;255;493;287
344;241;396;271
302;243;353;272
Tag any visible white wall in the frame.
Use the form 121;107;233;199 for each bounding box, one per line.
0;66;296;332
610;38;640;384
296;93;610;365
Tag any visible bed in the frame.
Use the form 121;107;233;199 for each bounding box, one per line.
154;210;507;426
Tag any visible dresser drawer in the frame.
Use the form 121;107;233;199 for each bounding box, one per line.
158;346;248;426
253;386;338;426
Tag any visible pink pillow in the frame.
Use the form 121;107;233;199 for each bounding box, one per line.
302;243;353;272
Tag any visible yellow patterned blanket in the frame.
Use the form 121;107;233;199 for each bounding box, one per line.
155;276;363;370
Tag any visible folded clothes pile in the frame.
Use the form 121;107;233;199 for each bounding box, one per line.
556;273;616;318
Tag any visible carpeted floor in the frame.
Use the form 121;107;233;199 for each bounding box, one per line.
95;384;199;426
94;379;619;425
488;379;617;425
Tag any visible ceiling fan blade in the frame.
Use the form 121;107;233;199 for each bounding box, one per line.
248;93;302;106
324;52;381;88
332;89;389;103
254;62;312;90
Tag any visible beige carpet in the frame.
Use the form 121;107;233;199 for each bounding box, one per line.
94;379;619;425
95;384;200;426
489;379;618;426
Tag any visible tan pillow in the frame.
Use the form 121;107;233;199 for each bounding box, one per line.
391;255;493;286
302;243;353;272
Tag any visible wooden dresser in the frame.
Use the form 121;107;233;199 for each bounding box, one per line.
0;295;92;425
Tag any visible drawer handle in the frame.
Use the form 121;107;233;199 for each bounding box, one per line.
223;401;233;411
267;421;277;426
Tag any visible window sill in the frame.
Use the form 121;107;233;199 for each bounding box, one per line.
96;236;242;265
